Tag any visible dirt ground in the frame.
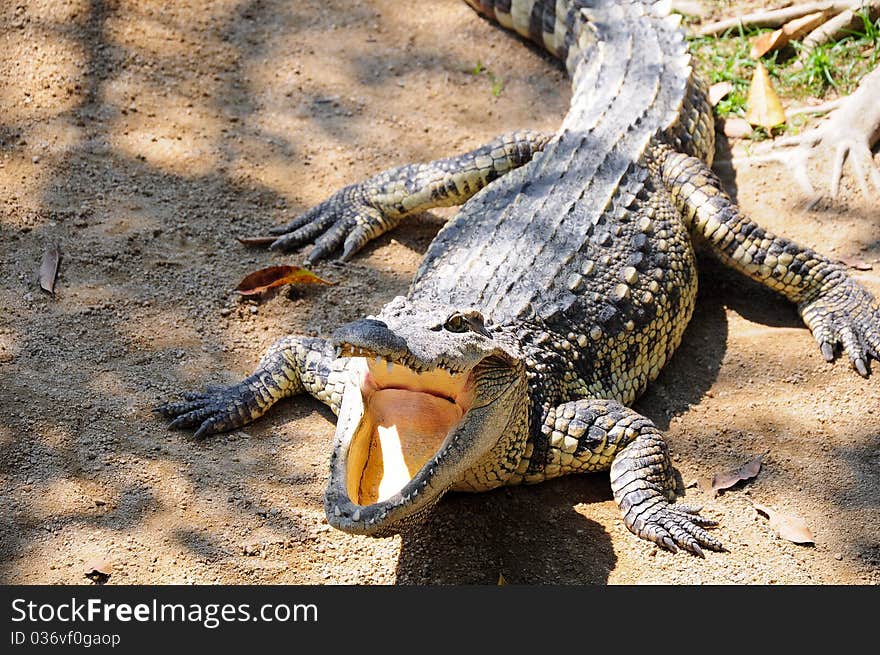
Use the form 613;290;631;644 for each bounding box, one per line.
1;0;878;585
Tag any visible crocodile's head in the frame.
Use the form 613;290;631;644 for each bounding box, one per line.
324;295;525;536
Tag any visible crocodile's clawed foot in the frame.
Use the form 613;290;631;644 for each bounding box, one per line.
267;184;392;264
735;65;880;206
155;383;257;439
629;501;724;557
800;274;880;378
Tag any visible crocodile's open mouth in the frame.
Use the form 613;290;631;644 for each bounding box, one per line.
342;352;475;506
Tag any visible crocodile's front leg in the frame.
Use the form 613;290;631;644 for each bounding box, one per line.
513;398;723;556
660;148;880;377
156;336;346;438
268;130;551;262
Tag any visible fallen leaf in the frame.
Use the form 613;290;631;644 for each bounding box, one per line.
497;573;507;585
838;257;873;271
708;81;734;106
750;30;786;59
236;235;278;246
782;11;832;40
39;243;61;295
723;117;753;138
235;265;335;296
711;454;763;493
697;477;715;495
753;502;815;544
84;557;113;583
745;63;786;129
751;12;830;58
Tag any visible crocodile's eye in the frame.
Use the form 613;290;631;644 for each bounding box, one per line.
444;314;469;333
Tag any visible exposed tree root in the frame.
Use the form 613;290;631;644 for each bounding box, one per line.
796;1;880;64
735;65;880;205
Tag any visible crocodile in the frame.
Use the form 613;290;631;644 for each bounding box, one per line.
157;0;880;556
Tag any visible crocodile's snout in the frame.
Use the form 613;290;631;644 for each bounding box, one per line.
332;318;407;353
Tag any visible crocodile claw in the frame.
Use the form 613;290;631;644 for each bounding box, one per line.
800;272;880;378
630;501;724;557
266;184;392;263
155;384;257;439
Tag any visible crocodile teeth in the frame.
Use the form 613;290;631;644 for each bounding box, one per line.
334;506;341;517
386;360;394;374
352;509;361;521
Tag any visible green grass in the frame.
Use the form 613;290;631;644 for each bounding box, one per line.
689;9;879;137
469;60;505;97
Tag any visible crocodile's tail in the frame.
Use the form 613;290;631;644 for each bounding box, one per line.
463;0;593;73
463;0;714;162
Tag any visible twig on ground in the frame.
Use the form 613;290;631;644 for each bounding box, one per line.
784;98;844;117
798;1;880;58
696;1;857;36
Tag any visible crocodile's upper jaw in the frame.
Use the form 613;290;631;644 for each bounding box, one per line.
324;308;523;535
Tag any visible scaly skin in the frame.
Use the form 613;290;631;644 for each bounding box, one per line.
158;0;880;556
267;131;552;263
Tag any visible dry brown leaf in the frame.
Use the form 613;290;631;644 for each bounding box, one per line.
697;477;715;495
783;11;833;39
750;11;831;58
838;257;873;271
39;243;61;295
236;235;278;247
709;81;734;106
723;117;753;139
84;557;113;582
750;30;786;59
235;265;335;296
711;454;763;493
753;502;815;544
745;63;786;128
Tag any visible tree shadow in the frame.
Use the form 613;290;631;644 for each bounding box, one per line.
1;0;877;587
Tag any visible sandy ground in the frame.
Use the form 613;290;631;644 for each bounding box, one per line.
0;0;878;585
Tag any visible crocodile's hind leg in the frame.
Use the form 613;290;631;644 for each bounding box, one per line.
268;130;551;262
513;398;722;556
659;148;880;377
155;336;346;438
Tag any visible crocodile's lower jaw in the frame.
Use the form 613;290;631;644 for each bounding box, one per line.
349;388;461;504
325;357;477;534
